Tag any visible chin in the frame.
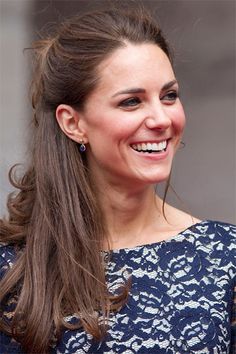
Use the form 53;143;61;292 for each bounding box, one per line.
139;172;171;186
146;168;172;184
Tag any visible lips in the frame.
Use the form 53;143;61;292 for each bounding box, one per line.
131;140;168;153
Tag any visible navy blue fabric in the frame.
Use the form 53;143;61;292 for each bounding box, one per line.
1;220;236;353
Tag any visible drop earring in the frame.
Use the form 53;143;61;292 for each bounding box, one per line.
180;141;186;149
79;140;86;152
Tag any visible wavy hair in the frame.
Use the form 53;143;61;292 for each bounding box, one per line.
0;5;172;353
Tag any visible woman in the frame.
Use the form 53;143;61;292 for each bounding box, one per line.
0;5;235;354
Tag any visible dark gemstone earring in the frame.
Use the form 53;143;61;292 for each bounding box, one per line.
79;140;86;152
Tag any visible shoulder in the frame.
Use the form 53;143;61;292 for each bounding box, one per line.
189;220;236;269
0;243;20;280
193;220;236;241
188;219;236;248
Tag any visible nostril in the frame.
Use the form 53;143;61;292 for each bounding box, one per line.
145;118;171;130
145;115;171;130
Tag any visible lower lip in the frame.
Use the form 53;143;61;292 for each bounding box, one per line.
131;141;170;161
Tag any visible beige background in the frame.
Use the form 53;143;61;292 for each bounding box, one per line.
0;0;235;223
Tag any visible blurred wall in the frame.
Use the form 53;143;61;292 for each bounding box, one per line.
0;0;33;216
0;0;235;223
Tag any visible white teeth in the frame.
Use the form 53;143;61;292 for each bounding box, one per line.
141;143;147;151
131;140;167;152
137;144;142;151
152;143;158;150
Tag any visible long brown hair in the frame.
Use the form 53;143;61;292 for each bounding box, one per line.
0;5;172;353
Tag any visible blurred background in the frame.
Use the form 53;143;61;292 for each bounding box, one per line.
0;0;235;223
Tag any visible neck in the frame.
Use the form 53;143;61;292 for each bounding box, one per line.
97;182;165;250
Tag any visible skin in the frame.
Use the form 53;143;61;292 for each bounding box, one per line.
56;43;200;249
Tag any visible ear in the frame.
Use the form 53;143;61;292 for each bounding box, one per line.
55;104;88;143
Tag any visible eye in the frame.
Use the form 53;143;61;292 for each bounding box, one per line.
118;97;141;108
161;90;179;103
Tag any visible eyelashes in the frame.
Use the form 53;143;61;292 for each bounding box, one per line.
118;90;180;109
162;90;179;101
119;97;142;108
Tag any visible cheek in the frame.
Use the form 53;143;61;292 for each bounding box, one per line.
172;104;186;134
87;113;138;141
85;115;131;156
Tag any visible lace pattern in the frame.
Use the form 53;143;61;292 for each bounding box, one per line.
0;220;236;353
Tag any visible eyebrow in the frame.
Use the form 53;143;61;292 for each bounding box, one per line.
111;79;178;98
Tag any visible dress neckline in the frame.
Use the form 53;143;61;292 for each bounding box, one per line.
107;219;208;253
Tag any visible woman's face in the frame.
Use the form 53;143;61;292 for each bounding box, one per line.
80;43;186;188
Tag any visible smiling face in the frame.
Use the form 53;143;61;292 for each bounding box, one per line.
79;43;186;188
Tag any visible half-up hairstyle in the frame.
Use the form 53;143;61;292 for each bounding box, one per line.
0;4;172;353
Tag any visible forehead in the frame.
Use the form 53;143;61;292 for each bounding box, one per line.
95;43;175;94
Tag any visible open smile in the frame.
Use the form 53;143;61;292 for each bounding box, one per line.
130;140;169;154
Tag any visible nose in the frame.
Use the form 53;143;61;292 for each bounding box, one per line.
144;102;171;130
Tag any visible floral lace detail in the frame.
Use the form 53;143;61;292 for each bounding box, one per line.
1;220;236;353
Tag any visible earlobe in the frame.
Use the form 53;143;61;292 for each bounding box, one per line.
55;104;87;143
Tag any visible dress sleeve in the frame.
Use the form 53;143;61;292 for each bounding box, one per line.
231;285;236;353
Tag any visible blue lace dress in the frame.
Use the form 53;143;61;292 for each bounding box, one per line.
1;220;236;353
